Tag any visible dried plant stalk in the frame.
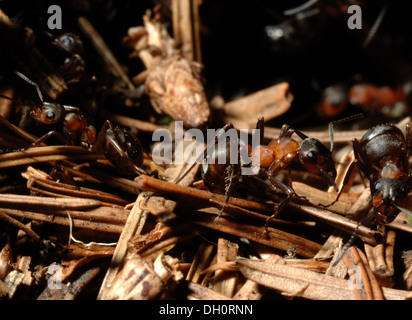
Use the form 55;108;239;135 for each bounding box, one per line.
135;174;273;212
342;247;384;300
235;255;408;300
364;230;396;287
186;242;216;284
186;282;233;300
38;265;101;300
25;175;129;206
212;238;239;297
191;207;322;258
3;207;127;234
124;8;210;128
97;191;151;298
0;145;102;169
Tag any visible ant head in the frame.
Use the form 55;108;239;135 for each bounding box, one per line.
55;33;84;56
298;137;338;191
31;102;65;125
372;177;409;224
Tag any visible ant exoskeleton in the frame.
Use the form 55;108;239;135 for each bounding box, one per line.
200;116;361;230
329;123;412;265
41;31;86;87
3;71;146;177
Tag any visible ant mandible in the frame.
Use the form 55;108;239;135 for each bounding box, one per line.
9;71;146;177
329;123;412;265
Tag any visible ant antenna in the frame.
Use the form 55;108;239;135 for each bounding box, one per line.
283;0;318;16
13;70;44;103
328;113;364;153
363;1;389;48
393;204;412;218
332;203;381;267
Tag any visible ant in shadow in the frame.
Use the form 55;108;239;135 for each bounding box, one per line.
323;123;412;265
199;115;362;233
1;71;146;177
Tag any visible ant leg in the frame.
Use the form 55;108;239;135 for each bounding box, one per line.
255;117;265;143
90;120;111;152
320;138;370;208
175;123;234;184
319;159;357;208
316;159;339;192
352;138;376;181
17;130;67;151
214;165;237;223
405;123;412;151
263;172;296;235
94;120;147;175
285;167;306;200
332;204;381;266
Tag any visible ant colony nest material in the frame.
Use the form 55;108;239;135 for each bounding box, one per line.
0;1;411;304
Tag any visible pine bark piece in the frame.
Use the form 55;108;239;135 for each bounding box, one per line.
223;82;293;130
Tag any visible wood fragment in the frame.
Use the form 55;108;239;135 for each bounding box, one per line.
25;175;128;206
364;230;396;287
172;0;202;62
342;247;384;300
124;8;210;128
38;265;101;300
289;201;379;245
190;207;322;258
186;281;233;300
223;82;293;130
0;210;41;242
212;238;239;297
0;238;13;280
97;191;151;298
0;193;102;210
186;242;216;284
0;145;102;169
135;174;273;212
3;207;127;234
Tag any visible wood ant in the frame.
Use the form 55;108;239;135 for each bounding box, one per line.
328;123;412;265
42;31;86;86
317;82;409;120
200;116;359;231
3;71;146;177
348;83;408;119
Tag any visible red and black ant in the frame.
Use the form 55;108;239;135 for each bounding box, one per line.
41;31;86;87
200;116;361;231
328;123;412;265
2;71;146;177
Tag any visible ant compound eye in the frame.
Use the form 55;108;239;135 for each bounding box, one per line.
57;33;83;55
47;111;55;120
307;151;318;163
35;103;64;124
375;181;381;190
